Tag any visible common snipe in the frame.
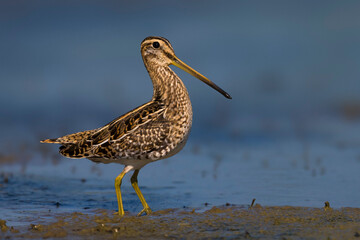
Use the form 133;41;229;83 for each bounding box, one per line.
41;36;231;216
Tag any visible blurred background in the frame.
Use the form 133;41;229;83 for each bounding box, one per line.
1;0;360;222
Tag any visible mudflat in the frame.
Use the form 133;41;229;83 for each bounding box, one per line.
1;204;360;239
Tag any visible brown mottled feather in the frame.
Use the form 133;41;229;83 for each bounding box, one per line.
40;129;99;144
52;100;165;159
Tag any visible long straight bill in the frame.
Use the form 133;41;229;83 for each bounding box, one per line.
171;56;232;99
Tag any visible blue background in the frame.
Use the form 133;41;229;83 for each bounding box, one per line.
1;1;359;138
1;1;360;218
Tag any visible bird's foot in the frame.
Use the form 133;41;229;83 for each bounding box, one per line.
113;211;125;217
137;207;152;217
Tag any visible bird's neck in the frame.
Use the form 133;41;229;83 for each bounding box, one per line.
145;63;190;105
144;62;193;122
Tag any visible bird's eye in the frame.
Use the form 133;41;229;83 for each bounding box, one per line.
152;41;160;48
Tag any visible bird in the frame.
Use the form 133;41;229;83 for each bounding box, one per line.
41;36;231;217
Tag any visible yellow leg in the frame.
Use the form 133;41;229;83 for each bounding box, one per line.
131;170;152;216
114;166;133;216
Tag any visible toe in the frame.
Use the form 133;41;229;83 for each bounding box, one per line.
137;207;152;216
114;211;125;217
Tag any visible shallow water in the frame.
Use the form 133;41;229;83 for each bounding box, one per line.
1;114;360;228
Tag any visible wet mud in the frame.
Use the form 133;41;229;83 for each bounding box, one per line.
1;204;360;239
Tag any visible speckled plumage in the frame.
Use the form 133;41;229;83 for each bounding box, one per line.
41;36;231;216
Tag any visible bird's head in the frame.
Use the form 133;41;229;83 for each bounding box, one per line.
141;36;232;99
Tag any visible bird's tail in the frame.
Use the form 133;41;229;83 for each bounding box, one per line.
40;129;99;145
40;138;61;144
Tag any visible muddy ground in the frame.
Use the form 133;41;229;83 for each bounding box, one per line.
1;204;360;239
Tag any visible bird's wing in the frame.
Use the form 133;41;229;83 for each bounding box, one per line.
92;116;172;160
57;101;166;158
